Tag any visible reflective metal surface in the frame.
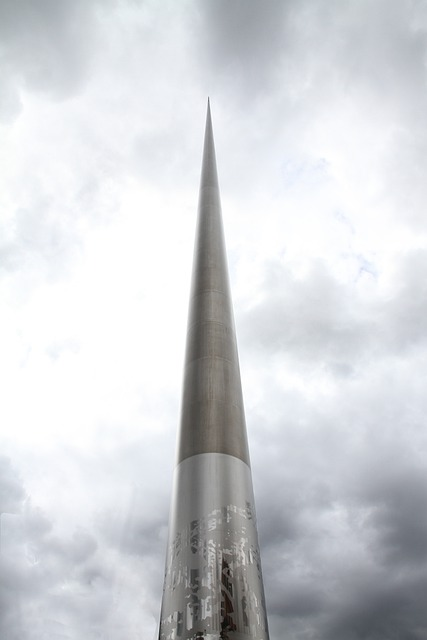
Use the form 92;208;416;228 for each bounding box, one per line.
159;102;269;639
178;102;249;466
159;453;269;639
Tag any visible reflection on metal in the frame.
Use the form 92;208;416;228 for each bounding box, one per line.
177;100;250;468
159;454;269;639
159;102;269;639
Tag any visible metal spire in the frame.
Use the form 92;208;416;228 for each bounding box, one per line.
178;99;250;466
159;101;270;640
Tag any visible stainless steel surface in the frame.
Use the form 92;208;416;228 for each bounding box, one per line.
159;453;269;639
178;101;250;466
159;102;269;639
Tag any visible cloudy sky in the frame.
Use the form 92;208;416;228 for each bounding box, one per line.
1;1;427;638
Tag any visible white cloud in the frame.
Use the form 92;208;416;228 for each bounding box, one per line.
1;1;427;639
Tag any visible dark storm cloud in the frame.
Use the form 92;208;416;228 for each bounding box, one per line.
0;460;29;637
255;447;427;639
1;1;427;639
0;457;118;639
238;246;427;639
358;462;427;567
323;572;427;640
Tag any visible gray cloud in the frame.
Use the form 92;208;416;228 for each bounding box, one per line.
195;0;291;97
0;457;26;514
256;449;427;639
324;571;427;640
240;249;427;377
384;249;427;350
0;457;116;639
240;258;370;364
241;248;427;638
1;1;427;639
359;464;427;567
0;0;111;119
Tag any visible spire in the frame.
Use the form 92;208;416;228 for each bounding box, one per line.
158;102;269;640
178;99;250;465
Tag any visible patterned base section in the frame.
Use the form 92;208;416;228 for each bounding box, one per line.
159;453;269;639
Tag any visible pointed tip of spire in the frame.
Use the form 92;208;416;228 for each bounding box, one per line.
201;96;217;190
204;98;213;143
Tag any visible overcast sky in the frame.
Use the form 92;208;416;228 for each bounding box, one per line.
1;1;427;639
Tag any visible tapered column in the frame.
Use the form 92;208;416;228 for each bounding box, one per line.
159;101;269;640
